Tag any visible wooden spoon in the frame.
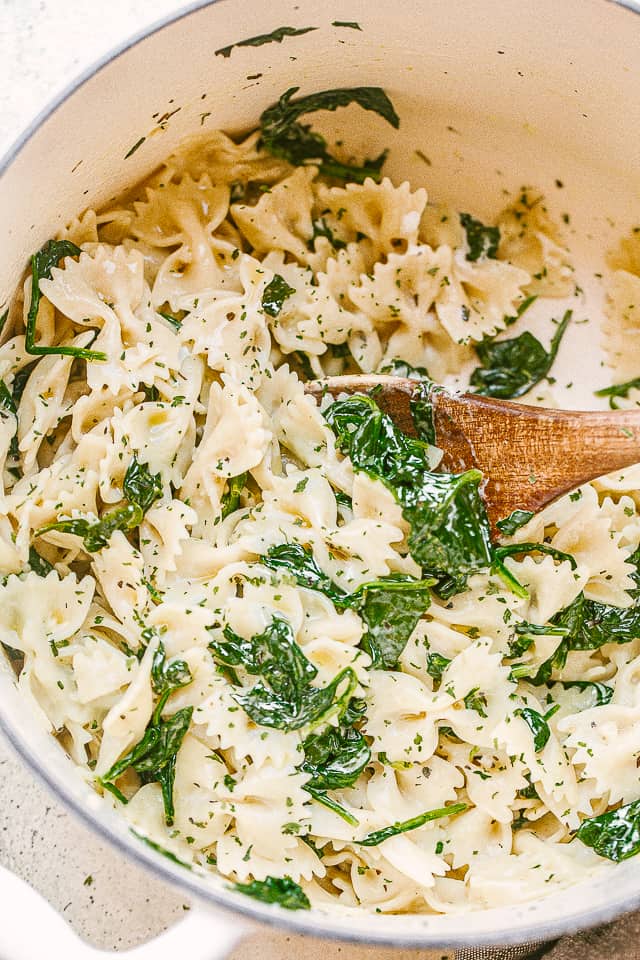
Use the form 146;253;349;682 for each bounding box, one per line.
305;375;640;530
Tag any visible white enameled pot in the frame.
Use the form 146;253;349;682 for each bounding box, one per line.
1;1;640;956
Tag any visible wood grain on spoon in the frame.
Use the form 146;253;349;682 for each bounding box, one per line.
305;375;640;529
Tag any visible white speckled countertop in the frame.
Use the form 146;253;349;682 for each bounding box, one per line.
1;3;640;958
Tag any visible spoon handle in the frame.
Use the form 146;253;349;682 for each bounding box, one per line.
432;391;640;524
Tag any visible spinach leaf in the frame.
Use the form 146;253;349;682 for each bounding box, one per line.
262;274;296;317
26;240;106;361
576;800;640;862
504;294;538;328
463;687;488;717
324;394;492;596
305;786;360;826
261;542;432;668
28;546;54;577
11;363;36;407
151;641;192;724
213;616;317;697
410;383;440;446
0;379;16;416
595;376;640;410
262;541;348;604
209;615;357;731
221;472;247;520
37;456;162;552
101;706;193;825
215;25;317;58
0;377;20;467
459;213;500;262
232;875;310;910
493;542;577;569
301;719;370;790
37;510;136;553
496;509;534;536
236;665;357;732
356;576;432;669
560;680;613;705
557;595;640;649
289;350;316;380
511;556;640;684
518;781;540;801
358;802;467;846
123;456;163;512
158;310;182;331
379;359;431;381
426;652;451;686
470;311;571;399
335;490;353;509
516;704;559;751
332;20;362;29
259;86;399;184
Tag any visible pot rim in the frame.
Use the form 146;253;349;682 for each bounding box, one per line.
2;0;640;947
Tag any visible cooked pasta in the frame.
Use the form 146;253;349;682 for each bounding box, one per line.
1;90;639;915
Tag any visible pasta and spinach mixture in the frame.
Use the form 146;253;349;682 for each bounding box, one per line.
2;86;640;914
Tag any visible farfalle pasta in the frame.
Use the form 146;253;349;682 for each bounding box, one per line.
1;88;639;917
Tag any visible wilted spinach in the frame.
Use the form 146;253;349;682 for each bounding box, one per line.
37;456;162;552
470;311;571;399
459;213;500;261
259;86;399;184
215;25;317;58
324;394;492;596
516;704;559;752
0;379;15;416
576;800;640;862
357;802;467;846
26;240;106;361
380;359;431;381
493;541;577;579
151;640;192;722
261;275;296;317
232;875;310;909
101;707;193;825
221;472;247;520
261;542;432;668
426;652;451;687
301;717;370;791
100;641;192;824
263;542;347;604
496;509;534;536
356;576;433;668
595;376;640;410
379;360;437;442
511;552;640;684
560;680;613;706
28;546;54;577
209;615;357;731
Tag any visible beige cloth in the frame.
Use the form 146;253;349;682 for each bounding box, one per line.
457;946;547;959
229;917;640;960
